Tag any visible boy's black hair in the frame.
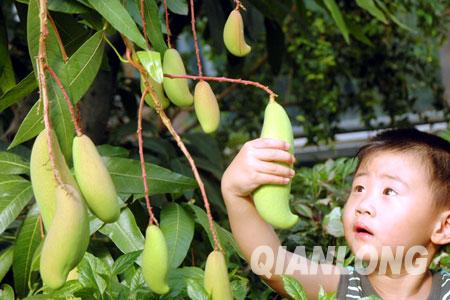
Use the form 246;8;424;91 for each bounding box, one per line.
355;128;450;209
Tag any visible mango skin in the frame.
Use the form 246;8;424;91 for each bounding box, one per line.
194;81;220;133
30;129;79;230
140;76;170;109
73;134;120;223
204;250;233;300
40;184;90;290
223;10;251;57
142;225;170;294
162;49;194;107
252;100;299;229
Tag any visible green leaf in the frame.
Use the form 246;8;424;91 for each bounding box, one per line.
97;144;130;158
160;203;194;269
281;275;308;300
186;279;208;300
141;0;168;53
323;0;349;43
373;0;415;33
8;101;44;150
318;286;336;300
0;152;30;175
356;0;387;24
0;175;34;235
231;277;249;300
99;208;145;256
136;50;163;83
111;250;142;275
0;246;14;283
78;252;109;295
167;266;204;298
48;0;90;14
322;207;344;237
87;0;148;50
0;11;16;94
64;30;105;104
188;204;243;258
12;205;41;298
167;0;188;15
0;284;14;300
0;72;38;113
104;157;197;195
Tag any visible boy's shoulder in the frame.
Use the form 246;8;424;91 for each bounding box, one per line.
336;267;450;300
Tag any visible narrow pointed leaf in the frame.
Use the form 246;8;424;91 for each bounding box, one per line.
8;101;44;150
356;0;387;24
0;152;30;175
12;205;41;298
166;0;188;15
323;0;349;43
87;0;148;50
0;246;14;283
0;72;38;113
160;203;194;269
142;0;167;53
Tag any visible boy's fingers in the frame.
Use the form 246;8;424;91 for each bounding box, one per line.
255;148;295;164
256;161;295;177
254;173;291;186
252;138;290;150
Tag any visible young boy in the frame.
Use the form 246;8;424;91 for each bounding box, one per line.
221;128;450;299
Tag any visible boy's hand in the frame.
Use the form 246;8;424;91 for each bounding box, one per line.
221;138;296;198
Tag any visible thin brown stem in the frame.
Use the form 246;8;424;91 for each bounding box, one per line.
139;0;152;49
38;0;63;187
124;43;222;251
164;73;277;98
47;13;68;62
137;88;158;226
189;0;203;76
38;214;45;240
163;0;172;48
45;65;83;136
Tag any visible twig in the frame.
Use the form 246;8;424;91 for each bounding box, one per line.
123;42;222;251
139;0;152;50
38;0;63;187
45;65;83;136
189;0;203;76
38;214;45;240
164;73;277;98
137;87;158;226
163;0;172;48
47;12;68;62
103;35;129;63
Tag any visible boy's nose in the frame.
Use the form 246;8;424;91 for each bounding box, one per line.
355;198;376;217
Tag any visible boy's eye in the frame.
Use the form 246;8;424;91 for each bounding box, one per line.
383;188;397;196
353;185;364;193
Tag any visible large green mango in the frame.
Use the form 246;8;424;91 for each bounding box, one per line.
253;100;299;229
142;225;170;294
162;48;194;107
73;134;120;223
40;184;90;290
30;129;79;229
204;250;233;300
223;10;251;57
194;80;220;133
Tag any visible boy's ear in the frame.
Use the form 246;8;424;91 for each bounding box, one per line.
431;210;450;245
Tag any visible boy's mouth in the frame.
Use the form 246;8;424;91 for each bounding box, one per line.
353;222;373;236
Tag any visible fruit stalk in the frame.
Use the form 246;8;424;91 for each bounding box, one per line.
139;0;151;50
138;87;158;225
163;0;172;48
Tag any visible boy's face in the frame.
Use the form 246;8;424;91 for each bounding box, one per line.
342;150;439;263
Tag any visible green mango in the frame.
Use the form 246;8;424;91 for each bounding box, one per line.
73;134;120;223
140;75;170;109
162;48;194;107
204;250;233;300
223;10;251;57
40;184;90;290
30;129;79;229
253;100;299;229
194;81;220;133
142;225;170;294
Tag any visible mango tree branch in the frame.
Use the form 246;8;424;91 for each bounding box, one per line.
47;12;68;62
139;0;152;49
123;40;222;251
189;0;203;76
163;0;172;48
164;73;277;98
